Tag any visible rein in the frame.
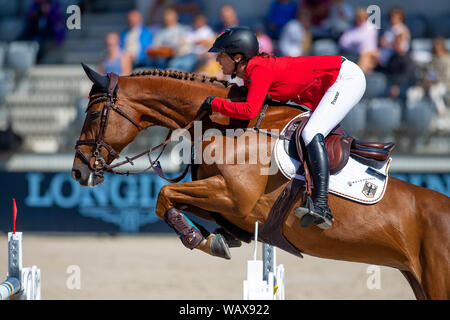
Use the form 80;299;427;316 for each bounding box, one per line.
75;72;204;183
75;72;296;183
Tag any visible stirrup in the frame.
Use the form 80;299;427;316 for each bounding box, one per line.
294;194;333;230
209;234;232;260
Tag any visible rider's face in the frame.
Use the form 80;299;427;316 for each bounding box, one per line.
216;52;235;75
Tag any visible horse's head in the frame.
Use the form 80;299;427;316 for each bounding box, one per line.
72;65;243;187
72;64;143;186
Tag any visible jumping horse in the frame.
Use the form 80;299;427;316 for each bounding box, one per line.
72;65;450;299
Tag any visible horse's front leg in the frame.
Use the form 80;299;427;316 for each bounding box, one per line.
155;175;239;259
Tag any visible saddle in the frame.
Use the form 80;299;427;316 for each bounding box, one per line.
282;116;395;174
257;115;395;258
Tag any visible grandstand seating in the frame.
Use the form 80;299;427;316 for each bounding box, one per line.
340;100;368;137
312;39;340;56
404;99;433;136
4;41;39;78
0;69;14;104
363;72;388;99
0;0;448;155
366;98;402;138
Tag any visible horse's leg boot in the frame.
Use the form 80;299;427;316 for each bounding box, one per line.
294;134;334;229
164;208;204;249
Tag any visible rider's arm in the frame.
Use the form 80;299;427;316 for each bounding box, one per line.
211;66;272;120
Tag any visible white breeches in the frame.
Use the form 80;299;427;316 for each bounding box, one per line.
302;59;366;145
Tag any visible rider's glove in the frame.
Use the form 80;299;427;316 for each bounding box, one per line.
200;96;215;116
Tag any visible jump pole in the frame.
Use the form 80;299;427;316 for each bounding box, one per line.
243;222;285;300
0;199;41;300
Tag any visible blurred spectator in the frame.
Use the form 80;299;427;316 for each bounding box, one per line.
147;0;167;26
385;35;416;100
98;33;132;76
254;24;274;54
265;0;298;40
186;14;215;56
172;14;215;72
19;0;66;63
407;37;450;118
379;7;411;67
147;8;192;71
120;10;153;68
0;124;23;152
148;0;203;26
215;4;239;33
300;0;332;39
429;37;450;89
322;0;354;39
173;0;204;25
196;54;223;79
278;8;312;57
339;8;379;74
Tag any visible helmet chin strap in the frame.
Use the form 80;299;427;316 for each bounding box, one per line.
231;61;239;79
227;53;241;79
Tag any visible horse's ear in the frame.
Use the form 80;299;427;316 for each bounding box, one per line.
81;63;109;89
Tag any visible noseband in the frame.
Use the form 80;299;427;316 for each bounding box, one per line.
75;72;203;183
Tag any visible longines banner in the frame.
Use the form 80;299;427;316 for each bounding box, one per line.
0;171;216;233
0;171;448;233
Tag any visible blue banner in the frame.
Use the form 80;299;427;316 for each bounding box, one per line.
391;173;450;197
0;171;216;233
0;171;448;233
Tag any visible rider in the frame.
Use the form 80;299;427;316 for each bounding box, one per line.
201;26;367;229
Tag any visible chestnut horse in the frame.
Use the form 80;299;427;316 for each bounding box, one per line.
72;66;450;299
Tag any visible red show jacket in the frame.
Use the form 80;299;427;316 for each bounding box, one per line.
211;55;342;120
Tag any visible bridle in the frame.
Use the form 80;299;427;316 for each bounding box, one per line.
75;72;203;183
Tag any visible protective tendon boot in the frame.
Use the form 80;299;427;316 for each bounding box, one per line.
164;208;231;260
164;208;205;249
294;134;334;229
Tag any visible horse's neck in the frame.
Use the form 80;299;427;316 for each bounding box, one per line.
121;76;302;133
123;76;229;130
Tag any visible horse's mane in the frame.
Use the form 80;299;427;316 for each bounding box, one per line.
129;69;231;88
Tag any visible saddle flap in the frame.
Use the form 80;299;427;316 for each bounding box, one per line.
331;124;395;162
282;116;309;162
324;134;353;174
294;117;310;162
353;140;395;152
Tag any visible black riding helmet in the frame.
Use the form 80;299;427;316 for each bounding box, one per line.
208;26;259;60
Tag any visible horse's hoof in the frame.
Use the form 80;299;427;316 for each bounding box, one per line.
300;214;315;227
214;227;242;248
210;234;232;260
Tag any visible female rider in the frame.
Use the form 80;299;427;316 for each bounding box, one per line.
200;26;367;229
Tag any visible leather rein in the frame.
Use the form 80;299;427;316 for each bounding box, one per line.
75;72;202;183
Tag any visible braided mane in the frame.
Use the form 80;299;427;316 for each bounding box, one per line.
129;69;231;88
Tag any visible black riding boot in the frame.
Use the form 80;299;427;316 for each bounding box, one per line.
294;133;334;229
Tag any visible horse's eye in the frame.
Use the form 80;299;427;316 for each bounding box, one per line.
90;111;100;121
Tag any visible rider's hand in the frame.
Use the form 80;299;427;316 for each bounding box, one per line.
200;96;215;116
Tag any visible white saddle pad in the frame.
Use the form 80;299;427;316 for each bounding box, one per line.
273;114;391;204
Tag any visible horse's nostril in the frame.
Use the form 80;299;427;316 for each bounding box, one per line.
72;169;82;181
